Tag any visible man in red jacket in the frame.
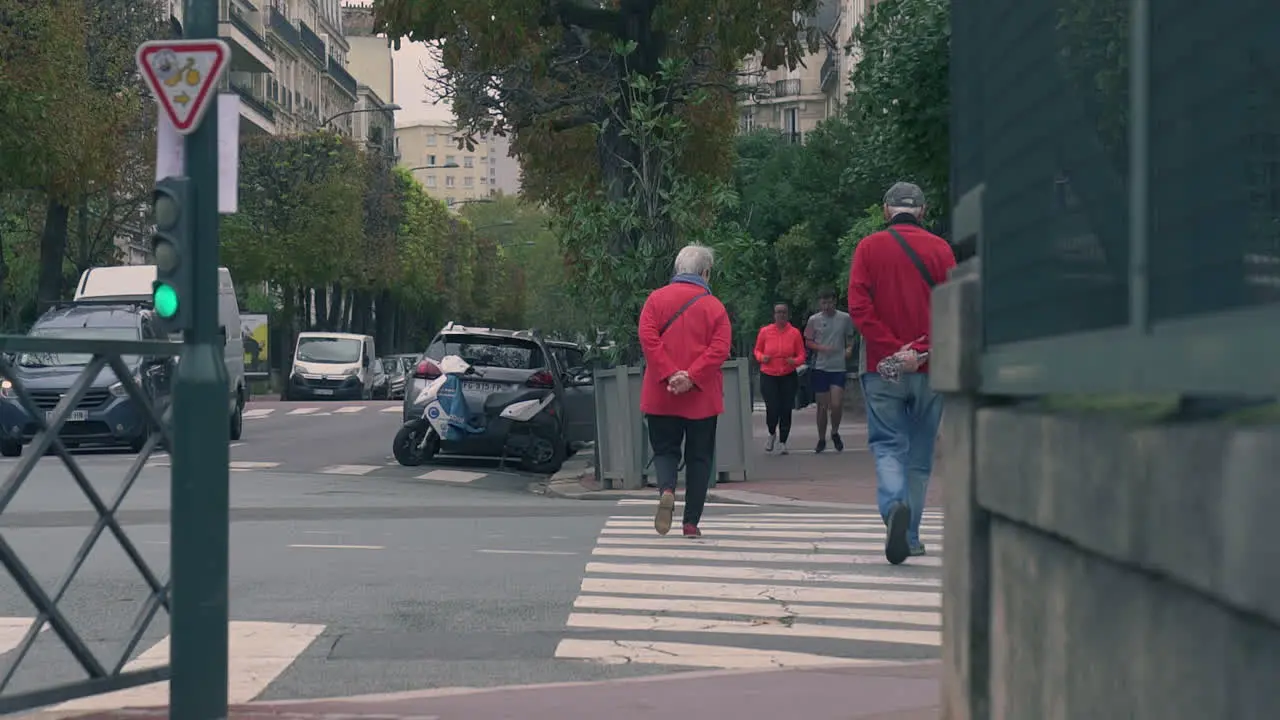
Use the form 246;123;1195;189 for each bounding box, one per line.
637;244;732;538
848;182;956;565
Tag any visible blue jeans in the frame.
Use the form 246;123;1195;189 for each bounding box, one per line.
860;371;944;546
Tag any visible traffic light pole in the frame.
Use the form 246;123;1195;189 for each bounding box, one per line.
170;1;230;718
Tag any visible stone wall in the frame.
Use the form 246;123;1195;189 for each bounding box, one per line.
932;262;1280;719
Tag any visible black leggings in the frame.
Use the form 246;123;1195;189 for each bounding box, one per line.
759;372;799;442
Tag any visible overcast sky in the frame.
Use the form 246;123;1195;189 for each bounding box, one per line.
391;41;451;127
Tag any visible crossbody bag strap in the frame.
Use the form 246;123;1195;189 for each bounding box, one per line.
659;290;710;336
887;227;936;289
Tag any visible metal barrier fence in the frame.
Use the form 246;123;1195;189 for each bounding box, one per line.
0;336;178;713
593;359;755;490
952;0;1280;396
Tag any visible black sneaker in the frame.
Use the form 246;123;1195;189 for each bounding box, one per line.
814;438;827;453
831;432;844;452
885;502;910;565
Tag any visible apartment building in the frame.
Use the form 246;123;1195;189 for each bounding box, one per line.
397;122;520;206
342;4;397;159
738;0;880;141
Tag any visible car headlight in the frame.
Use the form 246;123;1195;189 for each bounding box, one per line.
0;379;13;399
109;376;140;398
344;367;359;377
292;364;304;377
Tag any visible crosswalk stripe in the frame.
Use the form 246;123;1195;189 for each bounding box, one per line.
416;469;486;483
599;525;942;535
319;464;382;475
591;546;943;566
381;405;402;413
287;407;319;415
557;510;944;669
0;617;46;655
243;408;275;418
333;406;366;414
573;594;941;626
583;562;941;588
52;621;325;711
231;461;280;470
566;612;940;646
615;500;757;508
595;536;945;553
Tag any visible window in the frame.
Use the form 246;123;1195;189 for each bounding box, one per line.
425;334;546;370
445;176;455;187
425;176;436;188
296;337;362;364
464;177;474;187
20;324;142;368
427;154;437;166
445;155;456;166
427;134;437;146
445;196;455;205
463;156;474;168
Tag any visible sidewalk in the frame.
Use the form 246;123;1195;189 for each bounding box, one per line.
538;406;943;508
59;661;940;719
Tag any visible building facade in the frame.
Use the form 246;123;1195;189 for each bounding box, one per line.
738;0;881;141
397;122;520;206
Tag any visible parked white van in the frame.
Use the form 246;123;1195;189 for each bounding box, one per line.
286;332;377;401
73;265;248;439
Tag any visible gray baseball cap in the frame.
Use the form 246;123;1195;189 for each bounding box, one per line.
884;181;926;208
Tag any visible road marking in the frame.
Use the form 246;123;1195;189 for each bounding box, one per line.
555;639;886;669
0;617;47;655
288;544;384;550
566;612;940;646
416;469;487;483
556;510;945;669
477;549;579;556
600;528;943;541
615;499;759;508
580;577;940;606
319;464;382;475
381;405;402;413
596;536;944;553
287;407;319;415
231;461;280;470
583;561;941;588
55;621;326;710
591;546;943;566
243;408;275;418
334;406;366;414
574;594;941;626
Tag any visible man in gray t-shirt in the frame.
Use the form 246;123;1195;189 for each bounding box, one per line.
803;289;856;453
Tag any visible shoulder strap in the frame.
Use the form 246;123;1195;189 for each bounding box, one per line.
887;227;936;289
660;290;710;336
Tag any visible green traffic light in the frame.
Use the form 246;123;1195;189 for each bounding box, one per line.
154;283;179;318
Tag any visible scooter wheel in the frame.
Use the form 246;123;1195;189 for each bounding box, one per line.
393;425;435;466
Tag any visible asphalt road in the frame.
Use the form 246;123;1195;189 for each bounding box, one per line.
0;400;944;712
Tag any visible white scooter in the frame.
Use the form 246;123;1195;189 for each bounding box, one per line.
391;355;565;473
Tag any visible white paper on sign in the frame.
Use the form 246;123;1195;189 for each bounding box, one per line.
155;109;185;181
217;94;240;214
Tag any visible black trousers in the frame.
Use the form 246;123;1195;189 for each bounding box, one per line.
759;372;798;442
646;414;718;527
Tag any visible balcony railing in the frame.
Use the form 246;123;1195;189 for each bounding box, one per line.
224;5;268;51
267;7;299;47
773;78;801;97
298;20;326;63
820;52;837;92
231;78;274;121
327;56;358;97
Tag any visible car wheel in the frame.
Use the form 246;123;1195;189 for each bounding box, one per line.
229;393;244;441
0;440;20;458
521;429;566;475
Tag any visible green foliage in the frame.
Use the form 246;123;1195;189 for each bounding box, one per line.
837;205;886;291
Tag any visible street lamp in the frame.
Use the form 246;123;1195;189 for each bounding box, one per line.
405;162;460;171
322;103;402;127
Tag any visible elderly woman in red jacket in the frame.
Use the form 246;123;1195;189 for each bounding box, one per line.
637;244;732;538
753;303;806;455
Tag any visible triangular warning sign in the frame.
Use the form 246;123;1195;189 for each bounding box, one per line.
136;39;230;135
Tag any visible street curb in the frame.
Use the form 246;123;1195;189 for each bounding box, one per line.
253;660;943;707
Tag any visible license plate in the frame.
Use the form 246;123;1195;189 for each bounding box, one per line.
463;382;505;394
47;410;87;422
314;389;334;396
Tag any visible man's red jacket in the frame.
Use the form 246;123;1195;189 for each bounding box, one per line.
638;279;732;419
847;219;956;373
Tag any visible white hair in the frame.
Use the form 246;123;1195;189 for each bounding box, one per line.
887;205;925;218
673;244;715;276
